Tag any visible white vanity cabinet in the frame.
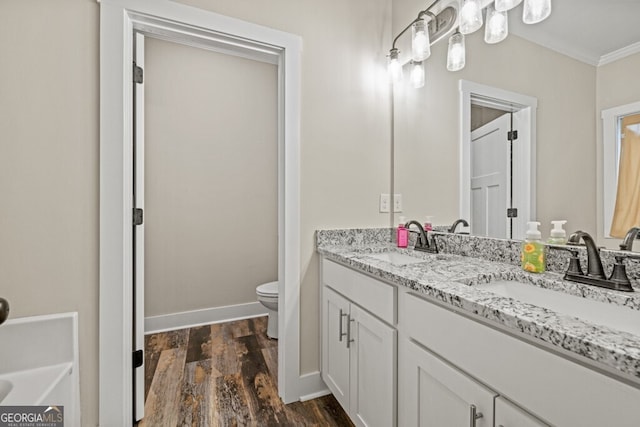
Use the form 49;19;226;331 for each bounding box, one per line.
321;260;397;427
399;338;496;426
320;256;640;427
400;291;640;427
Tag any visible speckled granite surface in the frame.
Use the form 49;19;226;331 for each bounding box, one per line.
316;228;640;382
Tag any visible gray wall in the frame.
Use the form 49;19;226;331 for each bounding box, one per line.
0;0;99;423
144;38;278;317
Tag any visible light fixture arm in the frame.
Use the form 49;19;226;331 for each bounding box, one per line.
391;3;457;53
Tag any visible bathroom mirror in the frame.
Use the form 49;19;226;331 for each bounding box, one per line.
392;1;640;242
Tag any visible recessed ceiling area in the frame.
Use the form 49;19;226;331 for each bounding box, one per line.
508;0;640;66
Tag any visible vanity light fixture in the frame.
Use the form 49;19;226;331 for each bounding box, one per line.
388;48;403;84
523;0;551;24
410;61;426;88
411;18;431;62
387;0;551;82
485;4;508;44
459;0;483;34
447;32;466;71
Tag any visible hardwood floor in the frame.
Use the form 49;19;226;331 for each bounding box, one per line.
139;316;354;426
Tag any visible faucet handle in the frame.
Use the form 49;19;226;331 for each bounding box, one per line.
608;256;634;291
548;244;583;278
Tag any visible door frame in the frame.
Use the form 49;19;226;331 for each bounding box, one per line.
99;1;303;425
459;80;538;239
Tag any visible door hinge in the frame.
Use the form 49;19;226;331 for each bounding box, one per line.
133;349;144;369
133;208;144;226
507;208;518;218
133;62;144;84
507;130;518;141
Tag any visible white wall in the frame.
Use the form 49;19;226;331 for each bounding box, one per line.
0;0;99;423
392;0;597;239
596;52;640;247
144;37;278;317
0;0;391;423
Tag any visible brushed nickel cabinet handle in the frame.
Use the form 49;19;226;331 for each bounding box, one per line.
338;309;348;342
469;404;483;427
346;316;355;349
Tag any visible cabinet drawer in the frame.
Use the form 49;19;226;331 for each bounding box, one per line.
323;260;396;324
401;291;640;427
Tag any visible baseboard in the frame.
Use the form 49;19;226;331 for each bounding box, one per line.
297;371;330;402
145;301;267;334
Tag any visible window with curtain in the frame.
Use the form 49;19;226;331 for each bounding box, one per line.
610;113;640;238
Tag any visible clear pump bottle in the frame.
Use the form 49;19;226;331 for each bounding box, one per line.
547;220;568;245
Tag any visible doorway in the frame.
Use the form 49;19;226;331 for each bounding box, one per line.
459;80;538;239
133;33;279;421
99;3;303;425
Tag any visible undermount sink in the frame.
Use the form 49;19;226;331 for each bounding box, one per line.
478;280;640;336
366;252;429;266
0;379;13;403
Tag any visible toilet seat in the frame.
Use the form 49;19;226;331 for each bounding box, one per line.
256;281;278;297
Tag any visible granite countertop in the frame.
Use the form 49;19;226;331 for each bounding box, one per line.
316;228;640;384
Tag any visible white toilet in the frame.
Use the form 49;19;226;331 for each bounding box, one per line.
256;281;279;339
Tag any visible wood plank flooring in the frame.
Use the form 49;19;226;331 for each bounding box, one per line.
139;317;354;426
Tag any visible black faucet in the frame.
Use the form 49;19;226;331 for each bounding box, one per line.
405;220;438;253
567;231;606;279
448;218;469;234
619;227;640;251
557;230;635;292
0;297;9;326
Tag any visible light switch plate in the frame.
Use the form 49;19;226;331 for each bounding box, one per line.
394;194;403;212
379;194;390;213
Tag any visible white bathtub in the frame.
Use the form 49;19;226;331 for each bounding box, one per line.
0;312;80;425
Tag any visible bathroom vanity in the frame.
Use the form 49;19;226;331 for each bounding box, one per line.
317;229;640;427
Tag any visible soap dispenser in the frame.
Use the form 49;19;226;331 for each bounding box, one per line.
397;216;408;248
521;221;545;273
548;220;568;244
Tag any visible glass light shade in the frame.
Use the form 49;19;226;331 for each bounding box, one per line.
459;0;483;35
411;19;431;62
485;5;508;44
495;0;522;12
523;0;551;24
410;62;425;89
447;32;466;71
388;49;403;84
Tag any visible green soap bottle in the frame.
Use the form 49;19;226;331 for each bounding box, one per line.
521;221;545;273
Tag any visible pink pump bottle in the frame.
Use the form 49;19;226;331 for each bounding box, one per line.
397;216;408;248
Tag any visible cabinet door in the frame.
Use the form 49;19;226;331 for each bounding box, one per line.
495;396;549;427
349;304;396;427
322;287;351;411
399;339;495;427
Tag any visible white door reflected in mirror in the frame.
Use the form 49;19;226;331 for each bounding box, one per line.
460;80;537;240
